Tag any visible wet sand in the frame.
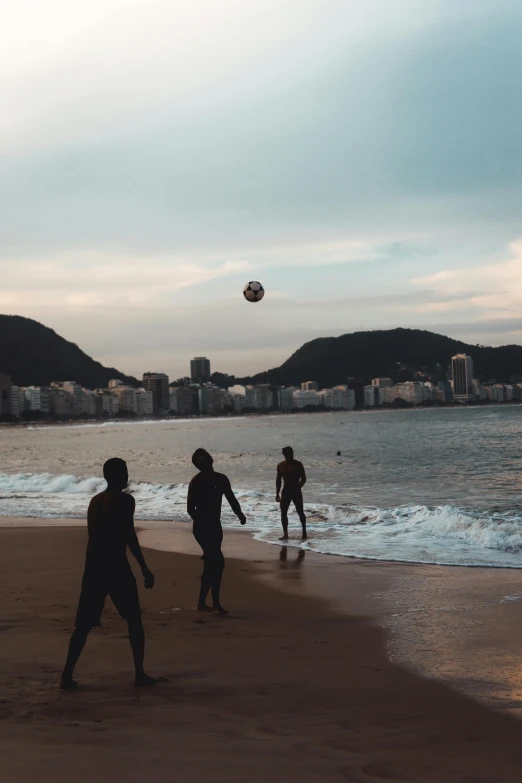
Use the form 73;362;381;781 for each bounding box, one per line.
2;523;522;782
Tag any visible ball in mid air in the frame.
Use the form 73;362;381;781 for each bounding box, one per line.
243;281;265;303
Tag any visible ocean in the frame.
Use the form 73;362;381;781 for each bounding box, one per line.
1;406;522;567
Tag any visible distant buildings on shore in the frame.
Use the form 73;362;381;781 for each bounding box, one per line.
1;352;521;422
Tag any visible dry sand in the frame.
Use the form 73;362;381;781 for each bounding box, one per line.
2;524;522;782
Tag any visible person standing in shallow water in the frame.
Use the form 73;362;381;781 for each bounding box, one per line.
187;449;246;616
276;446;307;540
61;458;158;690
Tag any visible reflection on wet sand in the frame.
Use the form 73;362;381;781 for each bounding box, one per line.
278;546;306;576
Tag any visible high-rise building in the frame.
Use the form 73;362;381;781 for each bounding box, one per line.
371;378;393;388
451;354;474;401
438;380;453;403
0;374;12;415
364;385;383;407
395;382;424;405
230;393;246;413
347;381;364;409
96;392;119;416
62;382;85;416
198;385;223;415
143;373;170;413
293;390;322;408
10;385;22;417
49;387;73;416
218;388;230;411
25;386;50;413
136;389;154;415
382;386;399;404
82;389;97;416
113;385;138;414
278;387;298;412
256;385;274;409
190;357;211;383
171;386;194;415
301;381;318;391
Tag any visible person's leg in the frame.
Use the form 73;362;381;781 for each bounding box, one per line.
279;495;291;539
293;491;307;540
209;548;226;615
198;555;212;610
61;624;92;688
61;575;104;689
127;614;157;686
111;573;158;687
193;527;212;610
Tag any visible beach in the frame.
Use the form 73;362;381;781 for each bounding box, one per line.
3;523;522;782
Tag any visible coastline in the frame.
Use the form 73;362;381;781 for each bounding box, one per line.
3;526;522;781
2;401;521;430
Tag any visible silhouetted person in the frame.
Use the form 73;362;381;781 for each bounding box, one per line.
276;446;307;540
187;448;246;616
61;458;157;690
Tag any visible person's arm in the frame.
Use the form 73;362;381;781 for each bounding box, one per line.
187;479;199;523
87;497;97;538
125;496;154;589
276;466;282;502
224;477;246;525
298;462;307;489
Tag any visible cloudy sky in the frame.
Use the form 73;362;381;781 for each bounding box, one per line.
1;0;521;379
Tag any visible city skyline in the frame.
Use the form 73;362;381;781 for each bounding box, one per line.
2;348;520;420
1;1;521;378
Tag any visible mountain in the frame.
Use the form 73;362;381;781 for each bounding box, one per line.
0;315;138;388
237;328;522;387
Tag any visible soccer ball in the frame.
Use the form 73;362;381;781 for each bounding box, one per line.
243;281;265;303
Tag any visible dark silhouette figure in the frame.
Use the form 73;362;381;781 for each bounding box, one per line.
187;448;246;616
61;458;157;690
276;446;307;540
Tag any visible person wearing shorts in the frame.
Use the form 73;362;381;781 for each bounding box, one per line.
276;446;307;540
187;449;246;616
60;458;157;690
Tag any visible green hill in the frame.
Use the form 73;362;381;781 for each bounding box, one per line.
0;315;138;388
237;328;522;387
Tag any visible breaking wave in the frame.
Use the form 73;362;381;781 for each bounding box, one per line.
1;472;522;568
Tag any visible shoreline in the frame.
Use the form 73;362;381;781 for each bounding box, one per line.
2;401;521;430
2;512;522;571
3;526;522;781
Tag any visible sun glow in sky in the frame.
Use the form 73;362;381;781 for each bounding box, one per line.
1;0;521;377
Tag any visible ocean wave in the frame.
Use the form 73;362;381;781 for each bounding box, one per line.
1;472;522;567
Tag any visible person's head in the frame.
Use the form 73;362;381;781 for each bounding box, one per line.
103;457;128;490
192;448;214;472
282;446;294;461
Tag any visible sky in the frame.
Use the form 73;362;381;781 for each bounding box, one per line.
1;0;521;379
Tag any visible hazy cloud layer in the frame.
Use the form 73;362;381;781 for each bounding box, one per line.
1;0;521;378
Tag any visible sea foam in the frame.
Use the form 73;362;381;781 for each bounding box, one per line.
1;471;522;568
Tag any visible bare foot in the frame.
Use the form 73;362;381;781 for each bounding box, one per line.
135;673;160;687
279;535;289;541
197;603;213;612
302;533;308;541
213;607;230;617
60;677;79;691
